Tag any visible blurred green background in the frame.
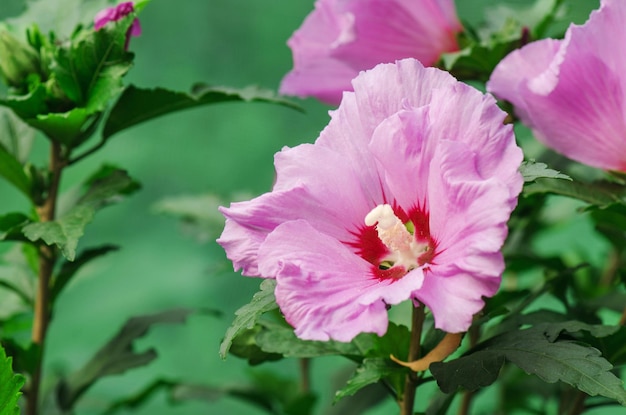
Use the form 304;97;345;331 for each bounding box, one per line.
0;0;606;414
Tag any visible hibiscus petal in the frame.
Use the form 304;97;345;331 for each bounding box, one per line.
259;220;424;341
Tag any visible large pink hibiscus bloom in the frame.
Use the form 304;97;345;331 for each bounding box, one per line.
220;59;523;342
487;0;626;171
280;0;462;106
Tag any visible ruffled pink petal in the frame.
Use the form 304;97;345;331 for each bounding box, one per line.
259;220;424;341
487;39;561;123
280;0;461;105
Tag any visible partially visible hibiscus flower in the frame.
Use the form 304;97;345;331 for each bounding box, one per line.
94;2;141;49
220;58;523;342
280;0;462;106
487;0;626;172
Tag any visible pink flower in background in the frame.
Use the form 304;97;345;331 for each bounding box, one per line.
94;2;141;48
219;59;523;342
280;0;462;106
487;0;626;172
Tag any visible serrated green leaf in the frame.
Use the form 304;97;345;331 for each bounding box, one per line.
0;343;25;415
22;166;139;261
220;279;278;359
255;322;360;359
51;15;133;106
0;142;31;198
524;178;626;208
56;308;193;411
430;324;626;405
334;358;405;403
22;204;94;261
102;84;301;140
520;160;571;183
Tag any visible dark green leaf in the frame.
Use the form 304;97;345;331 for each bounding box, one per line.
220;279;278;358
0;81;48;119
22;204;94;261
0;143;31;198
56;308;193;410
229;326;283;365
0;212;30;241
524;178;625;208
334;358;405;403
430;351;506;393
256;322;360;359
51;244;119;302
520;160;571;183
103;378;178;414
102;84;301;140
431;324;626;405
0;343;24;415
51;16;133;108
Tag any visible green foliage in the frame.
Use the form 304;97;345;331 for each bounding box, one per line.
0;343;24;415
0;105;35;163
22;165;139;260
334;358;405;403
520;160;571;183
220;279;278;358
102;84;301;140
56;308;193;411
0;143;31;199
430;322;626;405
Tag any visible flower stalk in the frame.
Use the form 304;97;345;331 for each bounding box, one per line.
27;141;65;415
399;303;425;415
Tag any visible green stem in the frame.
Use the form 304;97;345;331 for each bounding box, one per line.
399;304;425;415
27;141;64;415
299;358;311;394
458;324;479;415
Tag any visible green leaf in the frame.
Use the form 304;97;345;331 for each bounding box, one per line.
51;244;119;302
0;213;30;241
220;279;278;359
519;160;571;183
229;325;283;366
430;324;626;405
22;166;139;261
0;142;31;198
25;107;92;145
0;107;35;163
0;83;49;119
255;321;361;359
56;308;193;411
334;358;405;403
51;15;133;107
102;84;301;140
0;343;24;415
524;178;626;208
22;204;94;261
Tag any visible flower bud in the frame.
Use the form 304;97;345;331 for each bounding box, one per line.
0;29;41;88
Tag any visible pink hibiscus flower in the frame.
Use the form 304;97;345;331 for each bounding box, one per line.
487;0;626;172
280;0;462;106
94;2;141;49
219;59;523;342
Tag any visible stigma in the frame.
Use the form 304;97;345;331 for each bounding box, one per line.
365;204;428;271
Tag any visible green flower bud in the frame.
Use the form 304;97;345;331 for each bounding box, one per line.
0;29;41;88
